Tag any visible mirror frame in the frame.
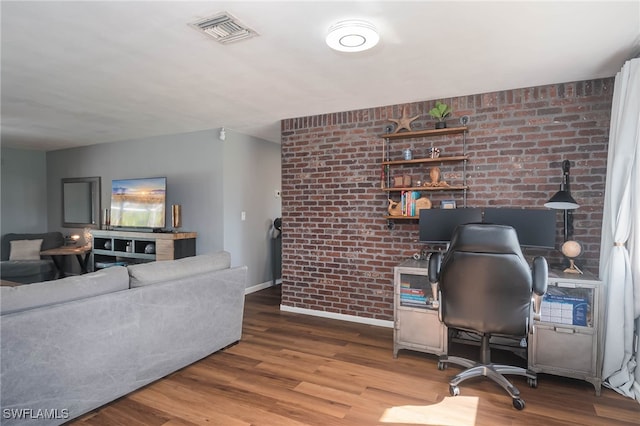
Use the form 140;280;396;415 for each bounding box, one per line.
62;176;101;228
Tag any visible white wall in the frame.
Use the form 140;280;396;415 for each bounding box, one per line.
0;148;48;241
45;128;281;287
636;317;640;397
223;129;282;287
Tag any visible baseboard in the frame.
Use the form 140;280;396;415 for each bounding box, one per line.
245;279;280;295
279;304;393;328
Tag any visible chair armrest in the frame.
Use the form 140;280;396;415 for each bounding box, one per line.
531;256;548;297
428;252;441;284
531;293;543;320
527;257;547;323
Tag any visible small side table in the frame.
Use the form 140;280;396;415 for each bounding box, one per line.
40;245;92;278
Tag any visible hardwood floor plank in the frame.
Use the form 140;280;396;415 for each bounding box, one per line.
595;402;640;424
128;380;259;426
72;286;640;425
72;397;187;426
253;359;368;395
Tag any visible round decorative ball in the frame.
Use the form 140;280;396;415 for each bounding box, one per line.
561;240;582;258
144;243;156;254
104;240;112;250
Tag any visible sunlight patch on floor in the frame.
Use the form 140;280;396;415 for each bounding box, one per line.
379;396;479;426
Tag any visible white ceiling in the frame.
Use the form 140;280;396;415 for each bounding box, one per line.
1;1;639;151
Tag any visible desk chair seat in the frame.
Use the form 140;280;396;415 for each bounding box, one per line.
429;223;548;410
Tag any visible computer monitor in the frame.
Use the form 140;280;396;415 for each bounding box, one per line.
483;208;557;249
419;208;483;244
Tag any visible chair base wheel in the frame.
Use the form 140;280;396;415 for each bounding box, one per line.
449;385;460;396
513;398;525;410
437;361;446;370
527;377;538;388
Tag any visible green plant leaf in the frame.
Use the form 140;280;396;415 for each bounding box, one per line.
429;101;452;120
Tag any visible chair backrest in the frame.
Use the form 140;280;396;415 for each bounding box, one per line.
439;223;533;336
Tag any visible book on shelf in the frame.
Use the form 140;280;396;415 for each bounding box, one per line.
401;288;426;295
399;191;420;217
400;283;425;292
401;293;427;301
401;299;439;309
402;301;428;308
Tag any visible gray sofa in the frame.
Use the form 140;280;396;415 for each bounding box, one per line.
0;252;247;425
1;232;65;284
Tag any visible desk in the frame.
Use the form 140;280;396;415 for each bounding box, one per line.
40;245;91;278
393;259;448;358
392;260;605;395
528;270;604;395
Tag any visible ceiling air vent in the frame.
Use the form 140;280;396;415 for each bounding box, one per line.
190;12;258;44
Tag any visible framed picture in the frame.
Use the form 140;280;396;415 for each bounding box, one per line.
441;200;456;209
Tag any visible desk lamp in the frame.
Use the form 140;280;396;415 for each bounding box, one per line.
544;160;582;273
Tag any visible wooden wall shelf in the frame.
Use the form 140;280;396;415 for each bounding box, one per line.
382;155;468;166
382;124;469;220
383;185;468;192
381;126;468;140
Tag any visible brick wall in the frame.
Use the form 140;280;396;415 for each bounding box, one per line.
280;78;614;321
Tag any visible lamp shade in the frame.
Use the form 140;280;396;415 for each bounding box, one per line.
545;190;579;210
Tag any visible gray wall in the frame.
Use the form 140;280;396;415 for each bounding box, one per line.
44;128;281;288
0;148;48;242
47;129;225;255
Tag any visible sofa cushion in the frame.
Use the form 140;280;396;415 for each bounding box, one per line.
0;266;129;315
9;239;43;260
128;251;231;288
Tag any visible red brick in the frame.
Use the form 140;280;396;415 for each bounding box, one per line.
280;77;613;322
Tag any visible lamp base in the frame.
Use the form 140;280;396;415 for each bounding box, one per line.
564;259;583;274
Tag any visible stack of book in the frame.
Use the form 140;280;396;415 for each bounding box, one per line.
400;191;421;217
400;282;428;307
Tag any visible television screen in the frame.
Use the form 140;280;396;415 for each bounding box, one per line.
483;208;557;248
419;208;483;243
110;177;166;229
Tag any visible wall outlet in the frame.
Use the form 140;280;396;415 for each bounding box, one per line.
241;211;246;221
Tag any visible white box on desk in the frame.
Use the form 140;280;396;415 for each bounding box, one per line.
541;294;588;327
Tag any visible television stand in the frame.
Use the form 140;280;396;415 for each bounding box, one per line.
90;229;197;270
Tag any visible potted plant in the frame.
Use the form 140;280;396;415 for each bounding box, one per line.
428;101;452;129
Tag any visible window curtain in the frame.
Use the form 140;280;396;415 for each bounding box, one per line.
599;57;640;402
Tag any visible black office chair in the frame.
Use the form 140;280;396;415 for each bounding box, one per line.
428;223;548;410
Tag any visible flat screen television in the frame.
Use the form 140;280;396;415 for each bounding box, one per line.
419;208;483;244
483;208;557;248
110;177;166;230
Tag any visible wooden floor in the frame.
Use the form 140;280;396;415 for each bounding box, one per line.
74;286;640;426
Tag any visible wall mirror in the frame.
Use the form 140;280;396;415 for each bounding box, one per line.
62;177;101;228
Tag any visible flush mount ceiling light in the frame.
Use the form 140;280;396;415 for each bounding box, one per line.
326;20;379;52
